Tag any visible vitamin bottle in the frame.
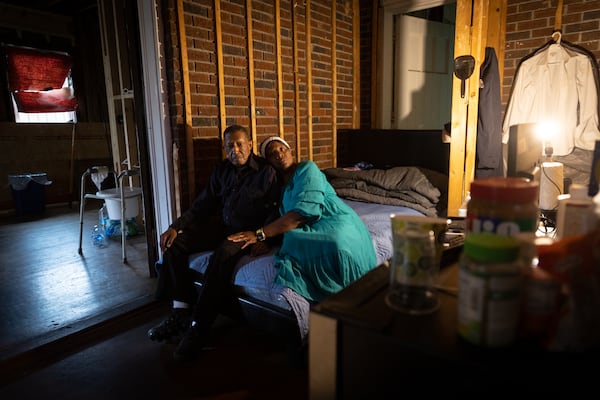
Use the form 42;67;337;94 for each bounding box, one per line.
457;233;522;347
467;177;539;237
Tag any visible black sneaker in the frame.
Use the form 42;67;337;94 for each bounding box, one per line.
147;308;191;343
173;323;208;362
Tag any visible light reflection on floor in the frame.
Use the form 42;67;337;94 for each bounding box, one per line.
0;204;155;360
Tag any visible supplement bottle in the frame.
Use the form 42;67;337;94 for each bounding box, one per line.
517;236;562;347
555;183;596;239
457;233;523;347
467;177;539;237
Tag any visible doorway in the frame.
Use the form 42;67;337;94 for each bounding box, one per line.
375;1;456;129
0;0;157;365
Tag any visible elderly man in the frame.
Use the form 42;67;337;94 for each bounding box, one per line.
148;124;281;361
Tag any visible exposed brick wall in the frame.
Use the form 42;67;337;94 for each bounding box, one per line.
161;0;356;208
503;0;600;109
161;0;600;209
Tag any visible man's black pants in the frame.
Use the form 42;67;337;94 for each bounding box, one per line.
156;227;249;329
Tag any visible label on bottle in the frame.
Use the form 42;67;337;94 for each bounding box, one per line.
467;214;538;236
457;263;521;347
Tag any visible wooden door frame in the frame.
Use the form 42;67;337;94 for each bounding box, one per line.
447;0;506;216
375;0;506;216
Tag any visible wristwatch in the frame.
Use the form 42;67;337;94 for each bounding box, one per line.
255;228;267;242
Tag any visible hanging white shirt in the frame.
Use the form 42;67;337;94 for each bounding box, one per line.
502;43;600;156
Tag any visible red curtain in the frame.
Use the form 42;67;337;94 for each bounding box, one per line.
6;46;78;113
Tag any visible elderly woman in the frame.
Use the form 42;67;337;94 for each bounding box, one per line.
228;136;377;302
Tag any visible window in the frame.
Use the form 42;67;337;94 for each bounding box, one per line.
5;46;78;123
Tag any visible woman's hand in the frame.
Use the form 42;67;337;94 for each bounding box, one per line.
227;231;257;249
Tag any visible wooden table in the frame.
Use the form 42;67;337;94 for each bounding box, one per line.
308;263;595;399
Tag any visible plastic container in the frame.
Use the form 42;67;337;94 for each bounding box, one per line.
515;236;561;345
98;186;142;220
466;177;539;237
555;183;596;239
386;215;448;315
8;173;53;216
99;204;109;227
457;233;523;347
91;224;108;248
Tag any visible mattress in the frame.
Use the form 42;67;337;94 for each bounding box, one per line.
188;199;424;338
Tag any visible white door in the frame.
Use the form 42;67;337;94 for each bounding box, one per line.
393;14;454;129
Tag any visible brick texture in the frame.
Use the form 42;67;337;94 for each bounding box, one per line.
161;0;357;207
503;0;600;110
161;0;600;208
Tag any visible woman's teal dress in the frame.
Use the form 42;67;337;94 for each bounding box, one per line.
274;161;377;302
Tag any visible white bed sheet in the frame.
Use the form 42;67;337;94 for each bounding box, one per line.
187;199;424;339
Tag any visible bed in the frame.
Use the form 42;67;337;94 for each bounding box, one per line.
187;129;451;354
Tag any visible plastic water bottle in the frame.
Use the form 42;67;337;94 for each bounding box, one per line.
91;224;108;248
99;204;109;228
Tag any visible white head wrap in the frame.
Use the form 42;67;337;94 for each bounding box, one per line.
260;136;291;157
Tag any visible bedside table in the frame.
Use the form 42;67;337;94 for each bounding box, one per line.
308;263;594;399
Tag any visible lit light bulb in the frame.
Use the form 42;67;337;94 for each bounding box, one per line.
536;121;558;161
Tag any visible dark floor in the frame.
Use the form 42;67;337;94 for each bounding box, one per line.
0;304;308;400
0;204;308;399
0;202;154;362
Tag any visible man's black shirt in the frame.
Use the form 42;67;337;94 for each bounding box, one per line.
170;153;281;235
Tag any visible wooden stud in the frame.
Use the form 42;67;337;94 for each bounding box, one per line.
448;0;495;216
246;0;257;151
292;0;302;160
448;0;473;216
306;0;313;160
464;0;489;187
215;0;227;143
332;0;337;166
276;0;285;140
486;0;506;94
554;0;564;31
352;0;360;128
176;0;194;204
98;0;121;175
370;0;379;130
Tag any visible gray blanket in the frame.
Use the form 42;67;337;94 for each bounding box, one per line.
323;167;442;216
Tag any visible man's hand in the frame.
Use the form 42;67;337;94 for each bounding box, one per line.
160;227;178;252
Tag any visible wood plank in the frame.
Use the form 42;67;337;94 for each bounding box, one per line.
247;0;258;150
177;0;195;204
0;204;152;362
306;0;313;160
215;0;227;142
292;0;302;159
352;0;360;128
486;0;507;93
332;0;337;166
448;0;473;216
463;0;489;194
276;0;284;138
448;0;496;216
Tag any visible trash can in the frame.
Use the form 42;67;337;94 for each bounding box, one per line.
8;173;53;216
